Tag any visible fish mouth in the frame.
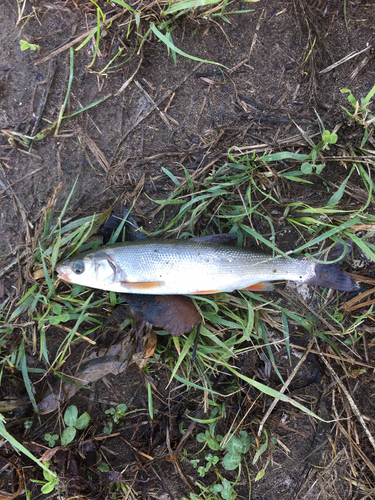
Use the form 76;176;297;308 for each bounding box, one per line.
56;266;71;283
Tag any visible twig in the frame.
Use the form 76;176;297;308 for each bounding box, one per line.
319;44;373;74
196;84;211;127
315;339;375;453
28;57;58;149
0;167;44;196
115;55;143;96
257;335;316;437
134;80;172;130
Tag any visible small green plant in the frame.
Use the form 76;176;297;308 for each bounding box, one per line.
44;433;59;447
105;403;127;423
36;462;60;494
341;84;375;149
196;429;223;451
44;303;71;326
210;477;237;500
195;404;225;451
20;40;40;51
341;84;375;128
191;453;220;477
300;129;338;175
186;474;237;500
61;405;90;446
103;403;128;434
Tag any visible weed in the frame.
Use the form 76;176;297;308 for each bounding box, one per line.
44;433;59;447
38;462;60;494
61;405;90;446
20;40;39;51
104;403;128;434
341;84;375;149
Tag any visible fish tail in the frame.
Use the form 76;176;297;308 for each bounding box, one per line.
305;241;359;291
306;265;359;291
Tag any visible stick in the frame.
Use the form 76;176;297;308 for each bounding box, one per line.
28;57;58;149
257;335;316;437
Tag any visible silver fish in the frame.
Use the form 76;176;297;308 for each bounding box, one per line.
56;239;358;294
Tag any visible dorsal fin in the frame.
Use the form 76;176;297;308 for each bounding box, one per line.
192;234;238;245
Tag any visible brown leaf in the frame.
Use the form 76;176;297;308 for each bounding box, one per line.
125;294;201;337
40;446;60;462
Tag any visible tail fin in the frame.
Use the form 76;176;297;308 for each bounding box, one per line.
305;241;359;291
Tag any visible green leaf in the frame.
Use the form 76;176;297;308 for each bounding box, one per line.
362;83;375;107
196;433;207;443
255;469;266;481
327;166;354;205
20;40;38;51
315;163;325;174
207;437;220;451
52;304;62;315
110;0;136;12
61;426;76;446
163;0;221;15
261;152;309;162
322;130;338;144
151;24;225;67
341;88;357;108
41;482;56;494
222;452;242;470
301;162;312;174
75;412;91;430
252;442;268;464
64;405;78;427
161;166;182;187
225;431;250;454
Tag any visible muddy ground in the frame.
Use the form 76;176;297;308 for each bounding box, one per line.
1;0;375;499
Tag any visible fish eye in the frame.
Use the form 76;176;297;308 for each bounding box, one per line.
72;261;85;275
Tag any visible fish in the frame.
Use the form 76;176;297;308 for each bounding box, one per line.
56;237;359;295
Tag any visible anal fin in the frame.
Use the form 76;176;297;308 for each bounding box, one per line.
241;282;273;291
120;280;164;290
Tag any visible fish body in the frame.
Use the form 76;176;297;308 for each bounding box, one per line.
56;239;358;294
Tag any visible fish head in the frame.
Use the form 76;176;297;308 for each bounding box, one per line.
56;251;118;288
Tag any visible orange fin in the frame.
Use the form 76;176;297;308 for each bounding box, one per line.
120;280;164;290
191;290;222;295
241;282;273;291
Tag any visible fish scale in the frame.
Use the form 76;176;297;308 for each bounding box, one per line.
56;239;358;295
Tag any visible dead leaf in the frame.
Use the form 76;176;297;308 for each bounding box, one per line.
124;294;201;337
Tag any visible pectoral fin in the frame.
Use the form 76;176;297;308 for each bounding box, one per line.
241;282;273;291
120;280;164;290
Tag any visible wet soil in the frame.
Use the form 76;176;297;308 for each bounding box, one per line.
1;1;375;499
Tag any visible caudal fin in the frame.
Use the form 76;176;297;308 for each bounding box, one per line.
306;265;359;291
306;241;359;291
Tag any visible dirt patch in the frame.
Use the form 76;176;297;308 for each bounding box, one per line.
1;1;375;499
